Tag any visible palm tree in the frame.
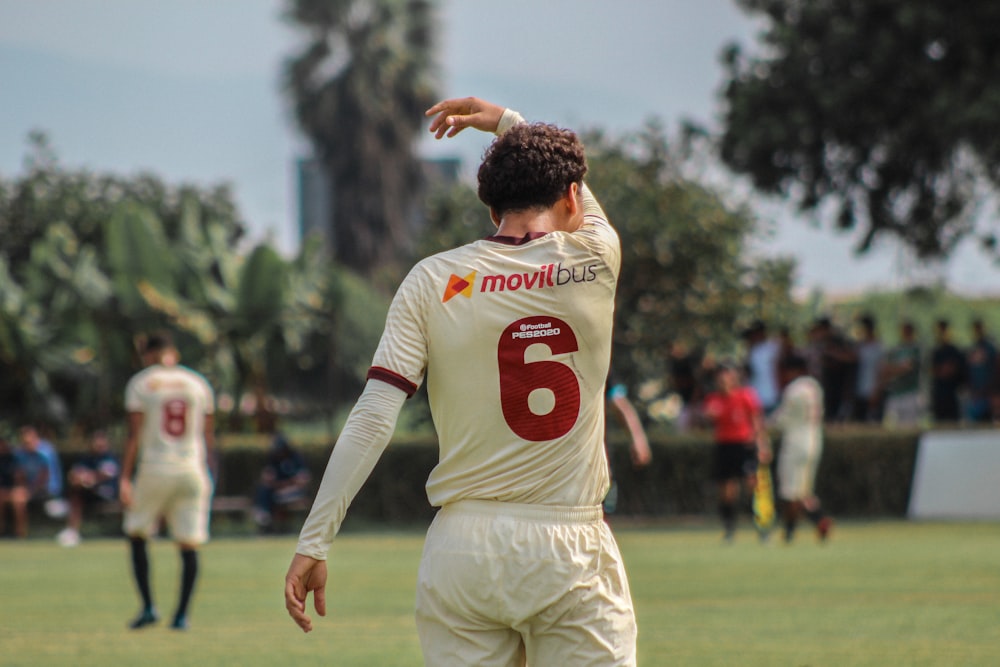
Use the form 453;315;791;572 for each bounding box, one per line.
283;0;438;276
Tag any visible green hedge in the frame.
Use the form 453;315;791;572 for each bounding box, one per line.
217;427;922;523
608;427;921;518
55;426;922;533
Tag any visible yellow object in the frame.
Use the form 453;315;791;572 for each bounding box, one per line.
753;466;776;531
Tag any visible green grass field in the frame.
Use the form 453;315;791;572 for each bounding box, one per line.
1;521;998;666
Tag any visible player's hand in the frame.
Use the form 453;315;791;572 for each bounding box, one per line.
118;478;133;508
757;439;773;464
425;97;505;139
284;553;328;633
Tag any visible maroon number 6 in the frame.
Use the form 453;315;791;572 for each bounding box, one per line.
497;316;580;441
162;399;188;438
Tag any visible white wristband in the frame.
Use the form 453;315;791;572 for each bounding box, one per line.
495;108;526;135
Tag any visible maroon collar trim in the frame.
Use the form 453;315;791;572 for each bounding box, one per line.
485;231;549;246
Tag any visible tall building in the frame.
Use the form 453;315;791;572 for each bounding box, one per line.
296;157;333;252
296;156;462;254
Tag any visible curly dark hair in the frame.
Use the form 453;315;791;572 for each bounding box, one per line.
477;122;587;218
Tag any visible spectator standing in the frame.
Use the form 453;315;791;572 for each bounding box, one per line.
802;321;826;383
930;319;966;424
56;430;120;547
668;341;702;431
852;314;884;423
701;365;771;542
743;320;782;414
253;433;313;531
770;356;832;543
775;326;800;389
965;319;996;423
812;318;857;423
881;321;923;428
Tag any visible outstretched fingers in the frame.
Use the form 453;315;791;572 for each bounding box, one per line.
425;97;503;138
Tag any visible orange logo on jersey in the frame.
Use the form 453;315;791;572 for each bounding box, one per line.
442;271;476;302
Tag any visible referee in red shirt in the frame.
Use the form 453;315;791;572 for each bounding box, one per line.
701;364;772;542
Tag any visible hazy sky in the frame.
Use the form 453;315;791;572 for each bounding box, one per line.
1;0;995;294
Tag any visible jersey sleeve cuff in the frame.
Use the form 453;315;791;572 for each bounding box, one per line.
495;108;526;135
367;366;418;397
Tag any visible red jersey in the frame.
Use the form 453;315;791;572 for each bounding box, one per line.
702;387;761;444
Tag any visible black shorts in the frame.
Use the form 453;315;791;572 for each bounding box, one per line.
712;443;757;482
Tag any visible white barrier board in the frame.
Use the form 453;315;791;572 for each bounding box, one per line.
908;430;1000;520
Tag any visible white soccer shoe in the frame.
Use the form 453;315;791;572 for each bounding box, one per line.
56;528;81;547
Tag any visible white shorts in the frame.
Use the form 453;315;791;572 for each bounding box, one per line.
123;466;212;545
778;444;821;502
415;500;637;667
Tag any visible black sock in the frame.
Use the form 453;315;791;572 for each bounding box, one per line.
805;506;825;525
175;549;199;620
720;502;737;534
129;537;153;611
783;501;800;541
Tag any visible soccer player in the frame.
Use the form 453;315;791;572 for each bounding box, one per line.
119;332;215;631
770;355;831;542
284;96;638;665
701;364;771;542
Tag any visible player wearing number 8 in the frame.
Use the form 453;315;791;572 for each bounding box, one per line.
285;96;637;665
120;331;216;631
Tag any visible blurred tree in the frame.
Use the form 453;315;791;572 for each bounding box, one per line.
585;122;797;387
0;135;381;432
718;1;1000;259
0;132;244;276
412;181;485;260
283;0;438;278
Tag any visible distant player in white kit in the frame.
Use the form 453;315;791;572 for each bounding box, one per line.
120;332;215;630
770;355;832;542
285;96;638;665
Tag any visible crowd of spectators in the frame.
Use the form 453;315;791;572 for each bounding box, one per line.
669;315;1000;429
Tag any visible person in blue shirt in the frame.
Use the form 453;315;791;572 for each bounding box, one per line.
7;428;52;537
21;425;69;521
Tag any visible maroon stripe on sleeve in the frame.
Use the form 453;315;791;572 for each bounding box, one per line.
367;366;418;397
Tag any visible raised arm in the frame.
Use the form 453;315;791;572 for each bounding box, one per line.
428;96;611;230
